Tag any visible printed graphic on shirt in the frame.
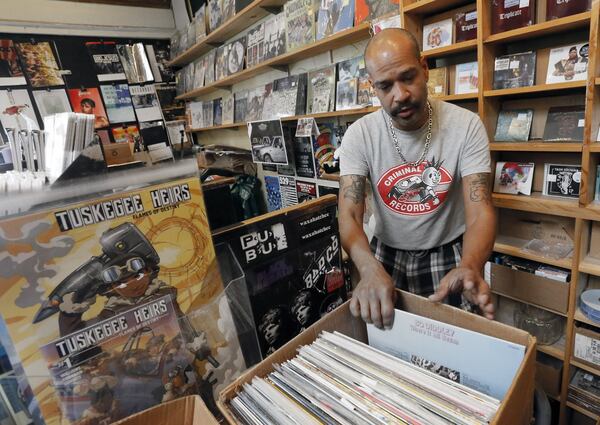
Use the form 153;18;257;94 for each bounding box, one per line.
376;157;453;216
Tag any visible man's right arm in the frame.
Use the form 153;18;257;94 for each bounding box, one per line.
338;175;396;329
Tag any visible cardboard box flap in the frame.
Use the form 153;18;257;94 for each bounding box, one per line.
113;396;218;425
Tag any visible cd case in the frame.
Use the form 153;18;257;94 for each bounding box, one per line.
493;161;535;195
543;163;581;199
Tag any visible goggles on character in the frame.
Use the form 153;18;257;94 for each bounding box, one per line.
101;257;146;283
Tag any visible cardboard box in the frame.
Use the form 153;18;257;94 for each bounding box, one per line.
489;262;569;314
218;290;536;425
574;325;600;370
113;396;219;425
536;352;562;398
499;212;574;246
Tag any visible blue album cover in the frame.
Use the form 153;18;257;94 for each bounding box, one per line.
265;175;282;211
316;0;355;40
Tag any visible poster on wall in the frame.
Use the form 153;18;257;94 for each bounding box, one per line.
15;41;65;87
86;41;126;82
0;89;40;131
0;39;27;86
100;83;136;124
247;119;289;165
68;87;110;129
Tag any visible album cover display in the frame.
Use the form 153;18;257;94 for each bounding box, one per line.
427;67;447;97
145;43;171;83
208;0;223;33
294;135;316;178
68;87;109;129
188;100;204;129
263;13;287;61
130;85;162;122
222;0;236;23
213;97;223;126
0;89;40;132
336;78;358;111
543;105;585;141
85;42;126;82
568;370;600;416
184;64;195;93
100;83;136;124
493;51;536;89
264;175;282;211
202;99;214;128
355;0;398;26
543;163;581;198
423;18;453;51
155;85;180;110
0;176;246;422
139;121;172;163
186;20;197;53
357;77;373;106
285;0;316;52
165;120;190;149
279;175;298;207
15;41;64;87
0;40;27;86
170;31;182;60
455;61;478;94
337;55;363;81
195;5;208;42
227;36;247;75
314;123;337;175
316;0;355;41
318;183;339;197
455;10;478;42
215;45;228;82
116;43;153;84
371;14;402;33
296;180;317;202
234;90;249;123
211;199;345;358
271;74;308;118
547;0;590;20
247;22;265;68
31;88;71;120
222;93;235;125
246;86;266;122
545;42;589;84
307;65;336;114
204;50;217;85
492;0;535;34
493;161;535;195
494;109;534;142
248;119;288;165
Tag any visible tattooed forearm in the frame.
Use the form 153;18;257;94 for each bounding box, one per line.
340;175;366;204
468;173;492;204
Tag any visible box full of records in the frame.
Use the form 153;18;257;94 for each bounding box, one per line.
218;289;536;425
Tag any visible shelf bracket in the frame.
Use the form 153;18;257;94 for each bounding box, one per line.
268;64;289;73
207;42;224;48
260;6;283;14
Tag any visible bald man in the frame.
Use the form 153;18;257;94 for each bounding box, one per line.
338;28;496;329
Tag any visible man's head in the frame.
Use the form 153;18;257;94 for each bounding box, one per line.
80;98;96;114
365;28;429;130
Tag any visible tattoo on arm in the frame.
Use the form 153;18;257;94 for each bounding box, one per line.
468;173;492;204
341;175;366;204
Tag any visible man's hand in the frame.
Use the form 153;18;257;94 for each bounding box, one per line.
429;267;495;319
349;263;396;329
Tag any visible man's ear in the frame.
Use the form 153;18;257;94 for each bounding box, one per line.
420;56;429;82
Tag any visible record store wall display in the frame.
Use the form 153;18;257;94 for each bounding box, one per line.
0;173;249;424
212;196;347;359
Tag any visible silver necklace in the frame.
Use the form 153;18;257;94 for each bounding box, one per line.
386;101;433;166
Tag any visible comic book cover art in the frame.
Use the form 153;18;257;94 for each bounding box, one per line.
284;0;316;52
0;175;247;423
0;39;27;86
211;199;345;359
15;41;64;88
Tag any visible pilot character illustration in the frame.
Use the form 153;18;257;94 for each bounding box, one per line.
388;158;444;205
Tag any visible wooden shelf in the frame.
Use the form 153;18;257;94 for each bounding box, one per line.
167;0;286;67
579;255;600;276
574;308;600;330
402;0;473;15
484;81;587;98
494;235;572;269
422;39;477;59
596;77;600;86
484;12;591;45
588;144;600;152
493;291;568;318
566;401;599;421
319;173;341;182
437;93;478;101
189;106;381;133
489;142;583;152
177;23;371;100
538;335;567;361
492;192;580;218
571;359;600;376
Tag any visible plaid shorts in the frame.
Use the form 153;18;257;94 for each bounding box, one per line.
370;235;465;307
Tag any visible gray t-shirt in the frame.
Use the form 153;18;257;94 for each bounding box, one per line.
339;99;490;250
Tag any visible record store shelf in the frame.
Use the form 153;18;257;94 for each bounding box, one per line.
484;11;592;45
566;401;599;421
167;0;287;67
589;144;600;152
483;81;588;98
538;336;566;361
494;235;573;269
596;77;600;85
177;23;372;100
574;308;600;330
421;39;477;59
489;142;583;152
578;255;600;277
571;359;600;377
492;193;580;218
402;0;473;15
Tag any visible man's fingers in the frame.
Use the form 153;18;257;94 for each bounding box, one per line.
429;283;449;303
381;294;395;329
349;296;361;318
358;295;372;324
369;298;383;329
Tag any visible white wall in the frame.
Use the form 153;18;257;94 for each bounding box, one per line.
0;0;176;38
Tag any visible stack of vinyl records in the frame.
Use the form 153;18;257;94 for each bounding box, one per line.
229;331;500;424
580;289;600;323
568;369;600;416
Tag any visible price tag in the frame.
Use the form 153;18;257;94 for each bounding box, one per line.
495;58;510;71
547;174;557;182
466;11;477;21
519;0;529;8
509;60;520;69
578;119;585;127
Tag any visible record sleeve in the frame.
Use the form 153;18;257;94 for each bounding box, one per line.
422;18;453;51
32;88;72;120
0;40;27;86
272;74;308;118
86;42;126;82
357;76;373;106
194;57;206;89
208;0;223;33
246;22;265;69
188;101;204;129
337;55;362;81
454;61;478;94
227;36;247;76
204;50;217;86
543;105;585;141
130;85;163;122
543;163;581;198
494;109;534;142
316;0;355;41
546;0;590;20
294;135;316;178
146;42;174;83
248;119;288;165
195;5;208;41
246;86;266;122
213;97;223;126
234;90;249;123
296;180;317;202
285;0;316;52
545;42;589;84
427;67;447;97
15;41;64;87
279;175;298;207
116;43;154;84
222;93;235;125
264;175;282;211
222;0;236;23
371;14;401;33
491;0;535;34
455;10;478;42
68;87;109;129
263;13;287;61
493;51;536;89
165;120;191;148
214;45;229;82
493;161;535;195
100;84;136;124
0;89;40;132
335;78;358;111
202;99;214;128
355;0;398;26
307;65;336;114
318;183;339;197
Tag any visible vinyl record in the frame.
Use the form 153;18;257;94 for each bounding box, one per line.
580;289;600;323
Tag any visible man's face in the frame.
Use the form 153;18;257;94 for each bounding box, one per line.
368;46;429;130
569;49;577;60
112;268;152;298
81;102;93;114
